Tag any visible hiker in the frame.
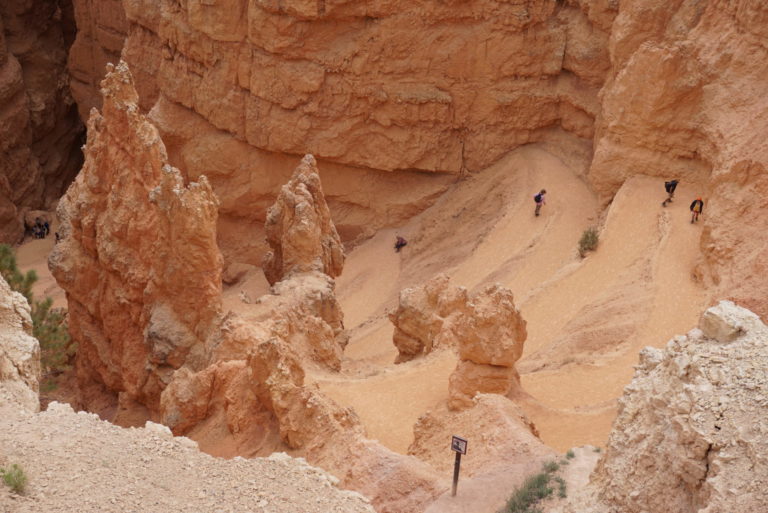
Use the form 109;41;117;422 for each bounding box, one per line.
690;197;704;223
662;179;679;207
394;236;407;253
43;220;50;237
33;218;45;239
534;189;547;217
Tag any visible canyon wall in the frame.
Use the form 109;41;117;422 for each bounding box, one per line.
67;0;613;264
0;0;83;243
587;0;768;319
67;0;128;119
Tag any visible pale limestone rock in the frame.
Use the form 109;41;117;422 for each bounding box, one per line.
0;274;40;412
699;300;762;343
590;301;768;513
262;154;345;285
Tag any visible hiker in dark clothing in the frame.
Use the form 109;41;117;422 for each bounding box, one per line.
662;179;679;207
690;197;704;223
394;236;407;253
33;218;45;239
534;189;547;217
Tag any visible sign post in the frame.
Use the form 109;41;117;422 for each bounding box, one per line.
450;435;467;497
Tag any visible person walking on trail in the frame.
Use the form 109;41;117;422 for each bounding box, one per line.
534;189;547;217
690;197;704;223
662;179;679;207
394;235;407;253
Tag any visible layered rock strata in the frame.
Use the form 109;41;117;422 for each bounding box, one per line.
49;61;223;416
389;274;527;410
589;301;768;513
0;0;84;243
51;0;613;261
119;0;608;175
0;274;40;412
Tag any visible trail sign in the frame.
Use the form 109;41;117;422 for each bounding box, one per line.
450;435;468;496
451;435;467;455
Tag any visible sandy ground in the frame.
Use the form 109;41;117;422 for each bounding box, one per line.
13;141;707;464
317;143;707;455
14;226;65;308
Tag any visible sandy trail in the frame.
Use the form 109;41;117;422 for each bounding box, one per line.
11;143;707;458
321;145;707;454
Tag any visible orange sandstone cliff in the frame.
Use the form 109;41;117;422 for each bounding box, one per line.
0;0;83;243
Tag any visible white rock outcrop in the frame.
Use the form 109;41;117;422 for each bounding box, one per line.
590;301;768;513
0;274;40;412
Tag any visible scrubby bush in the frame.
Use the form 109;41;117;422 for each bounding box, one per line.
578;227;599;257
1;464;28;494
566;449;575;459
0;244;73;390
499;461;567;513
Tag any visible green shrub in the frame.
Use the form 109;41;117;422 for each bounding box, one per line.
566;449;575;460
0;245;36;303
0;244;73;390
578;227;599;257
594;447;602;453
1;464;28;494
499;461;567;513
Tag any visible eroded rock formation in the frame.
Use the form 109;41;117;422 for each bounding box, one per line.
0;0;84;244
390;275;527;410
448;284;527;410
0;274;40;412
589;301;768;513
389;274;469;363
262;154;345;285
49;61;223;416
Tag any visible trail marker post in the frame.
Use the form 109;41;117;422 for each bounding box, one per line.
450;435;467;497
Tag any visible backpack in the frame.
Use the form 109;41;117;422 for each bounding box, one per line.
534;193;542;203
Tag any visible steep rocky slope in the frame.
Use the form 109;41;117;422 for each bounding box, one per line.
0;0;83;243
557;301;768;513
